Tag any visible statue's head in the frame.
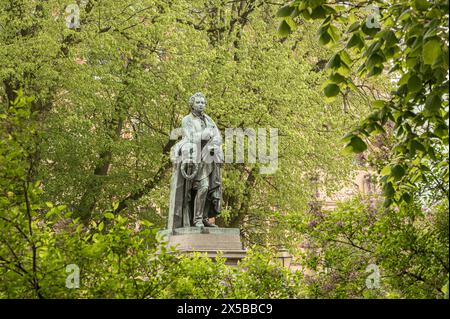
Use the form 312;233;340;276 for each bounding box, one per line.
189;92;207;113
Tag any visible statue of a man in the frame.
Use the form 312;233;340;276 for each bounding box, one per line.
168;92;223;229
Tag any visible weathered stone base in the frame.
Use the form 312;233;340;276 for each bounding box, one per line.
158;227;247;266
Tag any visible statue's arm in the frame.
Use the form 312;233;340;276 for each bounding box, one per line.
208;119;224;162
210;119;223;146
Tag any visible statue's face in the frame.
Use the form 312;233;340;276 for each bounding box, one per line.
192;96;206;113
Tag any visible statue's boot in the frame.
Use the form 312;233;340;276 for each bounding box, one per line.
194;221;204;228
203;219;218;227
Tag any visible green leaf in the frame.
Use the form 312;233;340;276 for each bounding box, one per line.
285;16;296;30
398;73;411;86
319;30;331;45
424;25;438;40
351;136;367;153
443;280;449;298
366;52;384;68
424;94;442;116
277;5;295;17
391;165;405;180
427;8;442;19
329;72;346;84
414;0;430;11
45;208;57;219
379;107;390;122
328;25;340;42
344;135;367;154
383;30;398;47
399;10;411;21
423;37;442;65
105;212;115;219
342;144;354;155
407;74;422;93
372;100;385;109
367;66;383;77
401;192;412;203
361;22;379;37
434;123;449;138
384;45;399;59
278;20;292;37
380;165;391;176
311;6;327;19
339;50;352;65
341;133;354;143
324;83;340;97
326;53;341;69
322;4;337;15
347;33;364;50
301;8;312;20
383;182;395;198
409;139;426;156
347;22;360;33
321;16;332;28
406;56;417;68
140;219;154;227
366;41;382;56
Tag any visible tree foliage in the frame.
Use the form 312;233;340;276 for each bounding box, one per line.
294;195;448;298
277;0;449;208
0;0;373;248
0;0;447;299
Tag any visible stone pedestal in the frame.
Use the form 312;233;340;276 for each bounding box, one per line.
158;227;246;266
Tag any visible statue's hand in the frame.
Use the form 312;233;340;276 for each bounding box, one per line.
209;145;219;155
201;128;213;140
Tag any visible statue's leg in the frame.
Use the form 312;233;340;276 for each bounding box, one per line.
193;177;209;227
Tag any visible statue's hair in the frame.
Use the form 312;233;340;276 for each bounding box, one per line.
188;92;207;109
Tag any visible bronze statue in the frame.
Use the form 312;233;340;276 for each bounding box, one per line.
168;93;223;229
